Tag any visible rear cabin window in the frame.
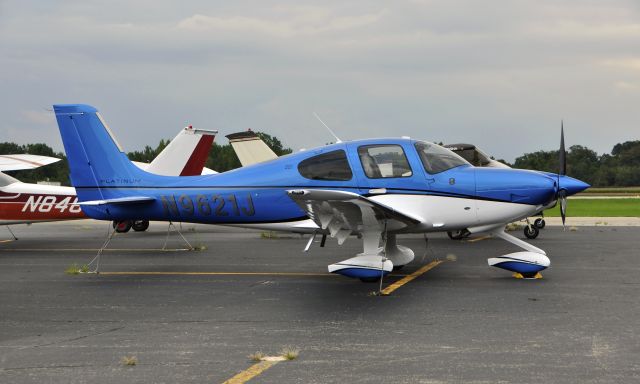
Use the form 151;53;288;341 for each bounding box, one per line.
298;150;353;181
415;141;469;174
358;145;412;179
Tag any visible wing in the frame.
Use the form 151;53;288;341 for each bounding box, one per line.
0;154;61;172
286;189;421;246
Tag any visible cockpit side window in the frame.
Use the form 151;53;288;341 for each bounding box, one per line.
357;145;413;179
414;141;469;174
298;150;353;181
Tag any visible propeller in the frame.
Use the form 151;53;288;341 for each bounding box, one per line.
557;121;567;228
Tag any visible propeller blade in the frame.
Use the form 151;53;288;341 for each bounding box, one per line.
559;190;567;229
559;121;566;176
555;122;569;229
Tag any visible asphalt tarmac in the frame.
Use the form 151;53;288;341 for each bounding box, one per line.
0;220;639;383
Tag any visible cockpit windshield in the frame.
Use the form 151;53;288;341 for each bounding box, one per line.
414;141;470;174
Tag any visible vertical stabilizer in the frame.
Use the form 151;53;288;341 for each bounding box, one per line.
146;127;217;176
53;104;149;194
226;131;278;167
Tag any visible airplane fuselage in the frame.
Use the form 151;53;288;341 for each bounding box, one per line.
75;138;579;234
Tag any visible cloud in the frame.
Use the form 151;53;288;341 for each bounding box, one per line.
614;81;639;91
602;58;640;71
176;9;386;38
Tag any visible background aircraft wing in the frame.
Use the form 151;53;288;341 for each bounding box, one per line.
226;131;278;166
287;189;421;243
0;154;61;172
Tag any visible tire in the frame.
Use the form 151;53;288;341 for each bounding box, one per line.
132;220;150;232
115;220;132;233
524;225;539;239
534;218;546;229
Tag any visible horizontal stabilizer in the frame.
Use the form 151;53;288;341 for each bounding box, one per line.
79;196;155;206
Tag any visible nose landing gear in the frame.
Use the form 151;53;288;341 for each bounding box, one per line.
524;224;539;239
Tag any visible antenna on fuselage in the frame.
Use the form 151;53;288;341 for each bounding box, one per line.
313;112;342;144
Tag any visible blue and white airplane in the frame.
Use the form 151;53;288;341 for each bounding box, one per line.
53;104;589;281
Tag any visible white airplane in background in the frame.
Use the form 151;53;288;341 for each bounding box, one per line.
0;126;217;237
443;143;510;169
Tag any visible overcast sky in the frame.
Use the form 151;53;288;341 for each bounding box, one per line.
1;0;639;161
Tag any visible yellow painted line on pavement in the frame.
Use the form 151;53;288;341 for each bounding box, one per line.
466;235;492;243
223;356;286;384
0;239;16;243
380;260;444;295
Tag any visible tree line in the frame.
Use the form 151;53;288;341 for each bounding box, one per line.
508;141;640;187
1;136;638;187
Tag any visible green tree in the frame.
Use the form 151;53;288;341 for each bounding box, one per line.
128;139;170;163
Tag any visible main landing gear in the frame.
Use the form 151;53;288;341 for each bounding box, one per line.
487;228;550;278
112;220;150;233
447;229;471;240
